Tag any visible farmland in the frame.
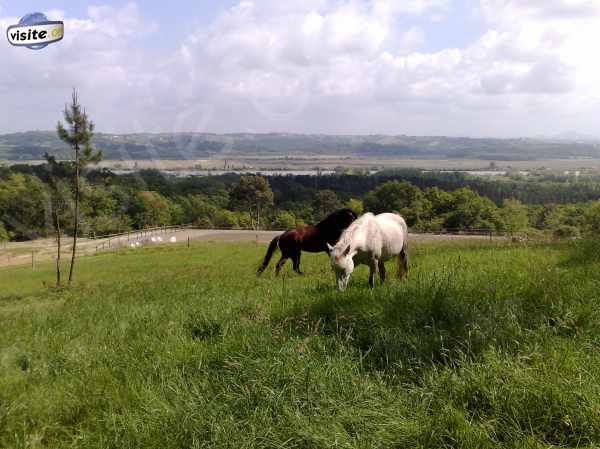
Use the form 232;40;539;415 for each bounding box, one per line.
2;239;600;448
2;131;600;164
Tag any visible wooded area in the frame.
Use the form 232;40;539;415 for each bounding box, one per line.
2;164;600;242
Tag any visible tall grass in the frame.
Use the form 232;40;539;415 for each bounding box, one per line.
1;240;600;448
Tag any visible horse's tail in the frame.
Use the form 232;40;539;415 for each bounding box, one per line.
257;235;280;276
399;215;409;275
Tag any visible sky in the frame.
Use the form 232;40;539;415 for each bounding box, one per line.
1;0;599;138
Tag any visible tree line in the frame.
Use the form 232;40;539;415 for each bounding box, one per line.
3;164;600;243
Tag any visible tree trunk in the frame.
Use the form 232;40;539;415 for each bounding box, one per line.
68;146;79;285
54;207;61;287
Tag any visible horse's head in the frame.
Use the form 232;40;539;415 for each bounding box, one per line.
327;243;356;291
317;208;358;231
337;208;358;227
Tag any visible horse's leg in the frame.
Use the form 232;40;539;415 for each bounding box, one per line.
397;250;408;279
292;251;303;275
402;248;409;278
378;260;386;284
369;259;378;288
275;256;288;276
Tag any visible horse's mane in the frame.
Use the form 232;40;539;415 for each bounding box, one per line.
315;208;357;228
334;212;373;250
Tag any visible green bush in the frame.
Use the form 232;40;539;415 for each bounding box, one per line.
271;210;296;230
553;225;580;240
0;221;9;242
211;209;238;228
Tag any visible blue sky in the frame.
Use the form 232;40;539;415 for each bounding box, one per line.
1;1;599;138
2;1;238;49
2;1;486;52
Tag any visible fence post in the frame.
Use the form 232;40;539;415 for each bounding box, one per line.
31;251;35;270
187;236;190;248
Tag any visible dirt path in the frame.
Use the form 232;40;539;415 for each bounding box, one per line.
0;229;501;269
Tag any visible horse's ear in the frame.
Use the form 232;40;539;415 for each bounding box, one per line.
327;243;334;252
343;245;351;256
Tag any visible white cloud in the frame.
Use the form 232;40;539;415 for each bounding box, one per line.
480;0;600;22
1;0;600;138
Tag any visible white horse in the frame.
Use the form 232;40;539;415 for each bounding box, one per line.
327;212;408;290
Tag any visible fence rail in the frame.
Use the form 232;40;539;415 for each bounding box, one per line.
93;225;193;252
92;225;523;253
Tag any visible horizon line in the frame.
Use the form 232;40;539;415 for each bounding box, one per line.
1;129;598;142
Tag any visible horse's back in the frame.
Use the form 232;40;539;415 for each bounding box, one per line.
374;213;407;259
279;224;328;253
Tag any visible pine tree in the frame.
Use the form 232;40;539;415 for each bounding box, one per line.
57;89;102;285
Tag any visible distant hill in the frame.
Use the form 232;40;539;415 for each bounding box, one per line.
1;130;599;161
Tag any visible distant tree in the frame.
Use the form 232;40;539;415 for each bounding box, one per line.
210;187;230;209
541;205;564;230
498;199;530;234
236;211;253;229
0;173;49;239
134;191;172;228
444;188;499;231
57;89;102;284
78;180;131;237
168;201;185;225
560;204;587;229
178;194;217;224
229;176;274;230
364;180;430;227
585;200;600;233
313;190;342;219
0;222;9;242
346;198;364;215
195;217;213;228
272;210;296;230
212;209;238;228
424;187;454;217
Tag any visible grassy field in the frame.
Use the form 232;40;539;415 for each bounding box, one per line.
2;239;600;448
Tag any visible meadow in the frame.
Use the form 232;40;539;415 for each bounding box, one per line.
2;239;600;448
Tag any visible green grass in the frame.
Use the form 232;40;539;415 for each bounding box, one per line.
2;240;600;448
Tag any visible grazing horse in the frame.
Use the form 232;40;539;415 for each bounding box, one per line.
257;208;358;276
328;212;408;290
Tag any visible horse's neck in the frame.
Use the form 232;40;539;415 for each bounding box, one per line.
338;216;378;251
336;224;358;249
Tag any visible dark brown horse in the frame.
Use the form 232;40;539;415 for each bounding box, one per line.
257;208;358;276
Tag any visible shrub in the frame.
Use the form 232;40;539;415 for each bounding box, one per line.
0;221;9;242
211;209;238;229
271;210;296;230
553;225;580;240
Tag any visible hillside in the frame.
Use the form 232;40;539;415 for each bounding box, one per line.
2;239;600;447
1;131;600;161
